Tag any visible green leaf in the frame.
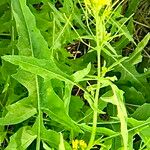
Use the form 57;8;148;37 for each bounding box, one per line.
2;55;72;83
105;34;150;100
32;116;72;150
0;98;37;125
110;18;135;45
5;126;36;150
59;133;66;150
43;142;52;150
2;56;94;119
101;82;128;150
128;33;150;65
128;118;150;149
12;0;51;59
113;18;134;54
63;83;73;113
41;80;80;132
0;10;11;33
79;124;116;136
11;1;56;149
72;63;91;82
12;69;37;96
0;127;6;146
69;96;84;121
103;47;150;100
0;0;9;6
111;85;128;150
132;103;150;120
122;86;146;105
47;2;65;23
100;140;112;150
0;69;38;125
125;0;140;17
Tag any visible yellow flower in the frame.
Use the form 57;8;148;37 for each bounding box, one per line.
72;139;87;150
79;140;87;149
92;0;111;6
84;0;111;13
72;139;79;150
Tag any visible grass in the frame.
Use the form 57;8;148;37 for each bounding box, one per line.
0;0;150;150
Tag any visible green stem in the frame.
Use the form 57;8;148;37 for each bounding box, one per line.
36;77;41;150
87;13;102;150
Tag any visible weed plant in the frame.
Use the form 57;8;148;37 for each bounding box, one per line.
0;0;150;150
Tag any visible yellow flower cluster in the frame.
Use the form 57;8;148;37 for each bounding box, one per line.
72;139;87;150
92;0;111;7
84;0;111;11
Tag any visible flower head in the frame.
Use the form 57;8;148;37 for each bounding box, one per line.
72;139;79;150
79;140;87;149
84;0;111;12
72;139;87;150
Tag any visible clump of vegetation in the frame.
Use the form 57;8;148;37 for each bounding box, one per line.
0;0;149;150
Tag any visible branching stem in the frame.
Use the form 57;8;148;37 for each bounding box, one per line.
87;12;103;150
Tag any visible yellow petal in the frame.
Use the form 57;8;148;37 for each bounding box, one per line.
72;139;79;149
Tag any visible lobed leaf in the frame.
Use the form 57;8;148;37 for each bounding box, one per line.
11;0;51;59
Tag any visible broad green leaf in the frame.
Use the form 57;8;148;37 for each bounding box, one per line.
12;0;51;58
12;69;37;96
122;86;146;105
2;58;82;132
5;126;36;150
103;34;150;100
2;58;80;130
41;80;80;132
116;61;150;100
2;55;72;82
11;1;56;149
69;96;84;121
132;103;150;120
0;98;37;125
2;55;94;114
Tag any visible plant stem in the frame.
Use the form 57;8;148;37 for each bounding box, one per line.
87;12;102;150
36;77;41;150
